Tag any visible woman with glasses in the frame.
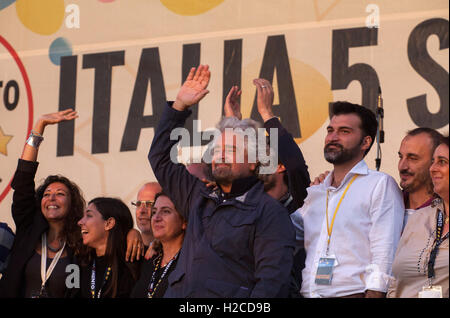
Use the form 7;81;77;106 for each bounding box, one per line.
130;191;186;298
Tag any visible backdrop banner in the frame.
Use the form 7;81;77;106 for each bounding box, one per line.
0;0;448;230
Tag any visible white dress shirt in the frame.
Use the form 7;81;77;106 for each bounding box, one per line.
291;160;404;298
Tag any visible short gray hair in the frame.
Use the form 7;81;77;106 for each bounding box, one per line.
203;117;278;175
216;117;262;163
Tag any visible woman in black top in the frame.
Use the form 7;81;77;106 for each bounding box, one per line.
78;197;140;298
131;192;186;298
0;110;144;298
0;109;86;298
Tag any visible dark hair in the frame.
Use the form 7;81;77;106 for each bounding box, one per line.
36;175;86;256
87;197;134;298
407;128;444;155
331;101;378;156
151;192;185;256
153;191;169;205
153;191;185;221
440;135;449;148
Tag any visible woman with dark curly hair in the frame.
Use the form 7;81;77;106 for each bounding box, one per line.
0;109;86;298
0;109;145;298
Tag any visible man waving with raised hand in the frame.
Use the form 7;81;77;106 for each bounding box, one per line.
148;65;295;298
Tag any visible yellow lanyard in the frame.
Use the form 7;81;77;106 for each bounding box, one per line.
325;174;359;255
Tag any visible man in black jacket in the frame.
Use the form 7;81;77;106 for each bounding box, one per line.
148;65;296;298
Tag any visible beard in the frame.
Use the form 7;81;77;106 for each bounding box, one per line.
260;173;277;192
324;141;362;165
212;164;234;185
399;168;433;193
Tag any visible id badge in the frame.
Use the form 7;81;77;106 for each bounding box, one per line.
315;256;336;285
418;285;443;298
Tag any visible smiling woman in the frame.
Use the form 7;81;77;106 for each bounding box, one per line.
0;110;142;298
130;192;186;298
77;197;140;298
0;109;87;298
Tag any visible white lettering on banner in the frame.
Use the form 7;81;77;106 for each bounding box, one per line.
366;4;380;28
169;120;279;174
65;4;80;29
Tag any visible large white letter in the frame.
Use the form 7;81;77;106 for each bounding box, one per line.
65;264;80;289
170;127;191;164
365;4;380;28
258;128;278;175
65;4;80;29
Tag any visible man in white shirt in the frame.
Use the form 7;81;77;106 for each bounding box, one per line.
310;127;443;230
291;101;404;298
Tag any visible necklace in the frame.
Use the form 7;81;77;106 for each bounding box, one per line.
147;252;179;298
47;239;63;253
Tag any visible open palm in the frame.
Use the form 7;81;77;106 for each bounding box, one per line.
40;109;78;127
175;65;210;109
224;86;242;120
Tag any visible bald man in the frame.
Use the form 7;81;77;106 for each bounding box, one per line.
133;182;162;248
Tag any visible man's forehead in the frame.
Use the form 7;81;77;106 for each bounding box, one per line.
329;113;361;129
137;183;161;199
400;134;433;154
215;131;245;146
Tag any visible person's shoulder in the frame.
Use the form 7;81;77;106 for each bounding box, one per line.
0;222;14;235
365;168;396;181
256;193;292;222
258;191;284;208
401;204;438;238
364;169;401;190
410;204;437;222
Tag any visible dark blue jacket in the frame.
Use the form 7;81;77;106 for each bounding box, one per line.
263;117;310;296
264;117;310;213
148;104;296;298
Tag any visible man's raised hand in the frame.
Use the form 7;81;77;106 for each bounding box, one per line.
173;65;211;111
224;85;242;120
253;78;275;122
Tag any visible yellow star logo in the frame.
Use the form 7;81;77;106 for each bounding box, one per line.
0;126;13;156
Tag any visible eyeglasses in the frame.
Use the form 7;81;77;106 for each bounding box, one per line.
131;200;154;209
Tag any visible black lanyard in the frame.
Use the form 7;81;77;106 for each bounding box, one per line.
147;253;178;298
90;259;112;298
427;209;449;280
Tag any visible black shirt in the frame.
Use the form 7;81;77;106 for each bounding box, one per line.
130;253;179;298
24;251;71;298
79;255;138;298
